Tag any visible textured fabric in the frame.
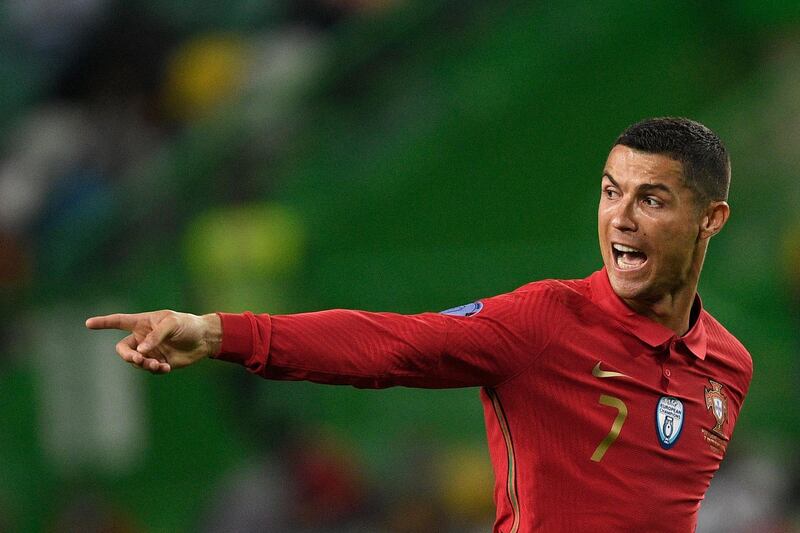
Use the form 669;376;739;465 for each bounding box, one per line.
215;268;752;533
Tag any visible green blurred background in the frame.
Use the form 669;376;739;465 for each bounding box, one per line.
1;0;798;531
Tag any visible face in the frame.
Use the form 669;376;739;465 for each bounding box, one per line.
598;145;706;304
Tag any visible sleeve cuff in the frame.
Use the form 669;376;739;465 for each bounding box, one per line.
214;312;257;365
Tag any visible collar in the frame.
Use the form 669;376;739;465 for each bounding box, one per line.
588;268;707;359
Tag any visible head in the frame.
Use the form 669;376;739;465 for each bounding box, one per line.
598;117;731;306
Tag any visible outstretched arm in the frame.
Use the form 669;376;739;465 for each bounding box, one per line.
85;311;222;374
87;282;562;386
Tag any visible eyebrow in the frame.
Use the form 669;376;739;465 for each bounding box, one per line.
602;172;674;195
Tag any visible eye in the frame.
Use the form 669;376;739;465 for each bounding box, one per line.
643;196;663;207
603;187;619;199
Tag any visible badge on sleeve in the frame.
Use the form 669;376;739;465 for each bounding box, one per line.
655;396;684;449
440;301;484;317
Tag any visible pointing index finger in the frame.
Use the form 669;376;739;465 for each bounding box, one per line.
85;314;139;332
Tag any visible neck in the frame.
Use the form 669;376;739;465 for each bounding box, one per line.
622;244;706;336
623;288;696;335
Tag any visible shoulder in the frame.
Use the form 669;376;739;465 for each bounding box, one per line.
701;311;752;366
701;310;754;388
481;277;593;325
508;276;591;302
504;277;597;320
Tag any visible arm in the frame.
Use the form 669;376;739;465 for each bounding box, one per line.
215;306;528;388
87;283;562;386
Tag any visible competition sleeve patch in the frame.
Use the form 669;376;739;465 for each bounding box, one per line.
439;301;484;317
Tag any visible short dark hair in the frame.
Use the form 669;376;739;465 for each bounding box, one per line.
614;117;730;204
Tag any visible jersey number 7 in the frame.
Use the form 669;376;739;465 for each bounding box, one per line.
590;395;628;462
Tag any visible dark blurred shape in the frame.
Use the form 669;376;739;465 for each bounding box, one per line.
288;0;361;29
53;5;175;113
0;230;30;287
200;424;373;532
5;0;109;60
289;428;368;528
0;230;30;359
47;490;140;533
385;495;445;533
34;167;116;280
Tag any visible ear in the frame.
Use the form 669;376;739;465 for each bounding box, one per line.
698;201;730;240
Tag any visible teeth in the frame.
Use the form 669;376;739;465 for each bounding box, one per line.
613;244;640;253
613;242;647;270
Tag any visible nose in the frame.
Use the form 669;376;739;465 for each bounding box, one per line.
611;198;638;232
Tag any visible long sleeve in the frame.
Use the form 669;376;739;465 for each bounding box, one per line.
213;281;565;389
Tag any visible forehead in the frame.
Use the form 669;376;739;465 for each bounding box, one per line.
603;145;686;189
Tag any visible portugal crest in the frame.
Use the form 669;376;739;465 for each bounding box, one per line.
655;396;684;449
704;379;729;438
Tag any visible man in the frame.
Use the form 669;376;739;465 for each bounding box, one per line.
87;117;752;532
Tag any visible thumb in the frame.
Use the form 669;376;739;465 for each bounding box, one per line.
137;315;178;354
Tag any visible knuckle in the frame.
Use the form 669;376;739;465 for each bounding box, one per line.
115;342;128;358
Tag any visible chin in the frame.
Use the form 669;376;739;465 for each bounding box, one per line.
606;265;651;301
609;277;646;301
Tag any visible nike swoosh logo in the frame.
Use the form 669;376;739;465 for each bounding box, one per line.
592;361;629;379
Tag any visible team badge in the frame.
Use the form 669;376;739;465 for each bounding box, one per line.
655;396;684;449
704;379;729;438
440;301;484;317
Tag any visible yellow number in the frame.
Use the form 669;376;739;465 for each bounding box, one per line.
590;394;628;462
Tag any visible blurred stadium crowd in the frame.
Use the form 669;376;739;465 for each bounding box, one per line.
0;0;799;531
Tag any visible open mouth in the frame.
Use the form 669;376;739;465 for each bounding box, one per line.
612;243;647;271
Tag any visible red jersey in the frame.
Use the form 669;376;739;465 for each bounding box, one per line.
214;268;752;532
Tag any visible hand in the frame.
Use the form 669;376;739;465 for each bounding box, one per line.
85;310;222;374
